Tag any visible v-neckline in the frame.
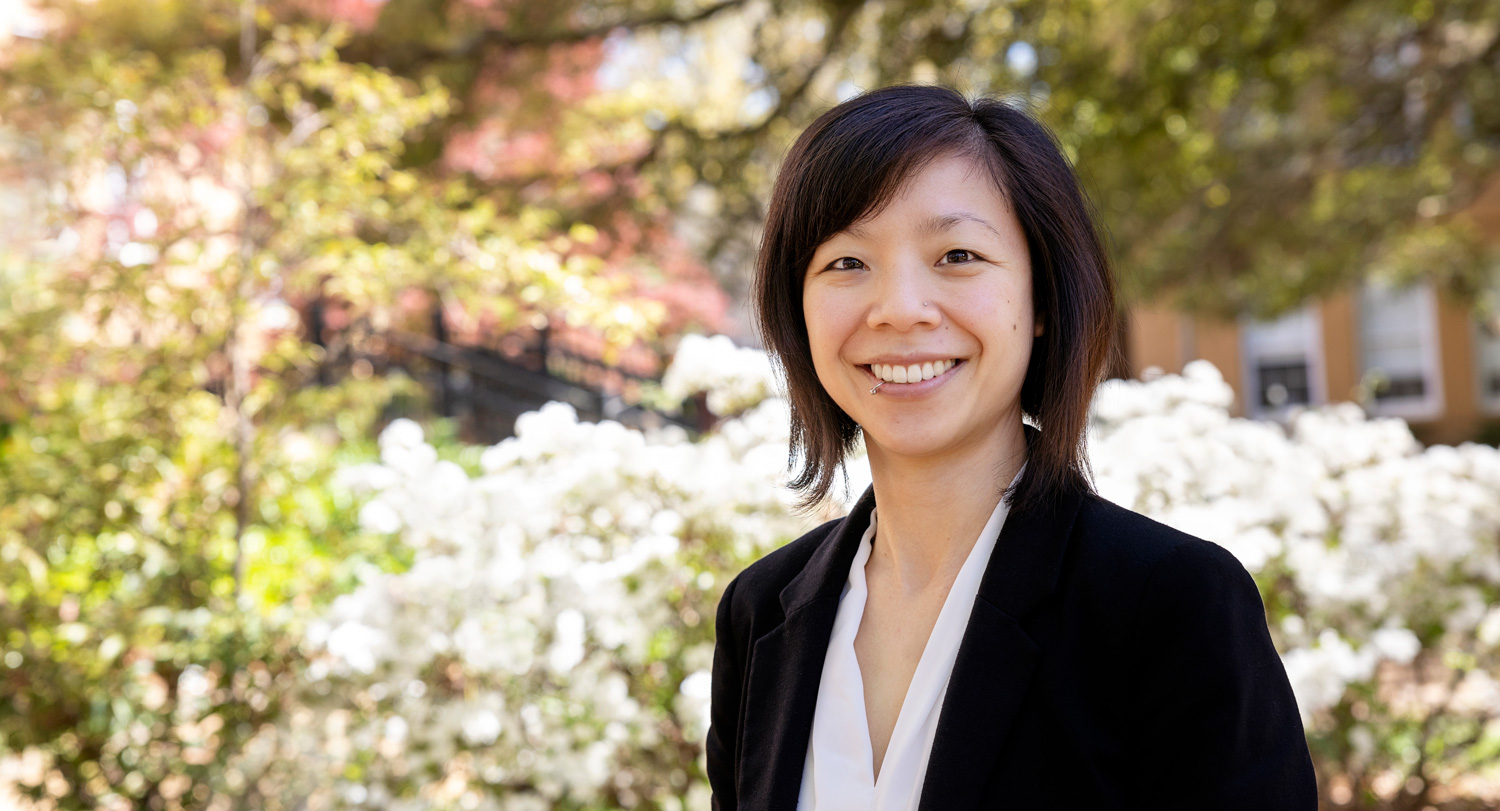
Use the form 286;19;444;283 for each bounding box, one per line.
843;500;1008;790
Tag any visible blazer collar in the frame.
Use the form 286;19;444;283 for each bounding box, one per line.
917;480;1085;811
735;487;874;810
736;445;1086;811
778;485;877;618
777;427;1081;623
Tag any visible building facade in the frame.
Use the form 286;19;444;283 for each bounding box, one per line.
1126;285;1500;446
1127;176;1500;446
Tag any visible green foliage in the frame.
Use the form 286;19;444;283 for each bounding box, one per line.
565;0;1500;316
0;4;655;806
0;227;416;803
0;350;399;806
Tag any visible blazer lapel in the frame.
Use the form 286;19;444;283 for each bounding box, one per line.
737;488;875;811
916;482;1085;811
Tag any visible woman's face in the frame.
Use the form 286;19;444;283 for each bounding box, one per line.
801;151;1039;464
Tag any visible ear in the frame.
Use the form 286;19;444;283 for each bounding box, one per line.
1033;316;1044;337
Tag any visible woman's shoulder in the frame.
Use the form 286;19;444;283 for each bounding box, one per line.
1059;493;1274;658
728;516;841;595
1066;492;1263;609
718;513;852;634
1066;499;1314;805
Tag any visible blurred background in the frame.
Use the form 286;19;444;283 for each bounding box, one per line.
1;0;1498;809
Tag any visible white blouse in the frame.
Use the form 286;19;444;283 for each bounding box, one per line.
795;480;1017;811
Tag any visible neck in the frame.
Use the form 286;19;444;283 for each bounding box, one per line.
864;420;1028;591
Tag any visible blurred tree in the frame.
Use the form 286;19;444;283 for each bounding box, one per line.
0;1;691;806
33;0;1482;328
504;0;1497;318
14;0;1484;328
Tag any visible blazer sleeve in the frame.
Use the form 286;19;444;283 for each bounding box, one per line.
706;573;742;811
1123;541;1318;810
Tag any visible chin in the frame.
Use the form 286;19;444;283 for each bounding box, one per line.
862;428;962;460
866;410;1023;460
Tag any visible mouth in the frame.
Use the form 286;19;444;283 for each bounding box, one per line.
862;358;962;386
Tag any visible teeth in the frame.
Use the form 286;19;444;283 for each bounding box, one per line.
871;359;956;383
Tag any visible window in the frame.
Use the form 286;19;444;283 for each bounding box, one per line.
1358;281;1442;419
1241;306;1323;419
1477;293;1500;414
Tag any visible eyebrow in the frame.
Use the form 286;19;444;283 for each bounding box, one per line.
846;212;1005;242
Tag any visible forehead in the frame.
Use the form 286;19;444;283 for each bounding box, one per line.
837;153;1015;240
846;211;1008;243
846;153;1008;227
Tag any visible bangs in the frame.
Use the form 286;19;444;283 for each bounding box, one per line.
779;108;1005;277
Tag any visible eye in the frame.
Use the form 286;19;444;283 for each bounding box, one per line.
826;256;866;271
940;249;980;264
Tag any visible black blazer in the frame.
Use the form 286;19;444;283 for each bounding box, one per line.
707;483;1318;810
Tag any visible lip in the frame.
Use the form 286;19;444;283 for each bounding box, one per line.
862;358;964;396
861;353;964;366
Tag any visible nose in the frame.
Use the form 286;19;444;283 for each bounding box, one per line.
865;261;941;331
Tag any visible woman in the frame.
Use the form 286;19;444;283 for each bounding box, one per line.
706;85;1316;810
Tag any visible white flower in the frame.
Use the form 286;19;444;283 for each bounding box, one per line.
676;670;714;741
380;418;427;453
359;499;403;534
1369;627;1421;664
661;334;777;415
461;710;502;746
547;610;587;674
325;621;386;675
295;356;1500;806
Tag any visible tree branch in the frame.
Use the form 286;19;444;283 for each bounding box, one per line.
438;0;748;59
717;1;862;141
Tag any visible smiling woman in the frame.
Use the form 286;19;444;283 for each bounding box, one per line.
708;85;1318;811
801;152;1039;481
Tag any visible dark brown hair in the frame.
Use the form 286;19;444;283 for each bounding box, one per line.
754;84;1117;517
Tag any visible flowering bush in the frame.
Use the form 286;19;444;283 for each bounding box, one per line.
298;344;1500;809
298;391;826;810
658;334;779;418
1091;362;1500;806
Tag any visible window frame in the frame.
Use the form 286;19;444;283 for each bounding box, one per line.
1239;305;1326;421
1357;281;1445;422
1474;309;1500;417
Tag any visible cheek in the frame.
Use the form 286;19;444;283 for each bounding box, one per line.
801;293;867;410
801;291;851;365
961;280;1035;351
